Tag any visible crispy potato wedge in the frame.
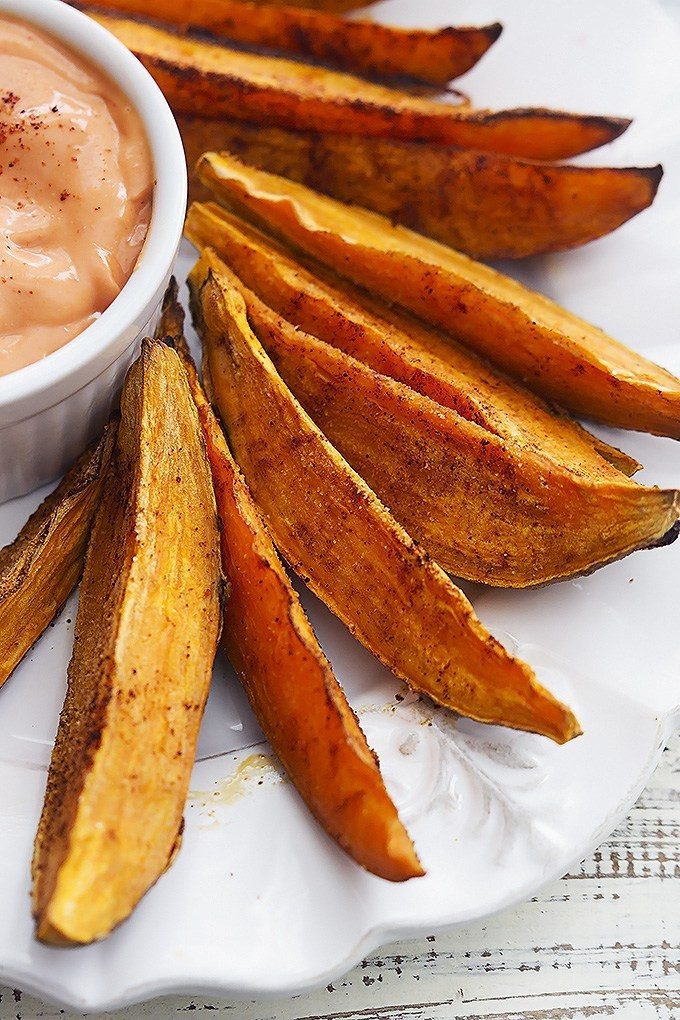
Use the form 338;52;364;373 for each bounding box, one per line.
190;249;580;742
0;426;116;691
159;287;421;881
92;14;628;159
198;153;680;437
32;340;222;945
184;200;640;478
219;264;679;585
78;0;500;84
180;120;660;257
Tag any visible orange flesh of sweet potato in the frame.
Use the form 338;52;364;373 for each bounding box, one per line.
179;120;660;257
184;201;640;479
190;249;581;742
77;0;500;84
197;153;680;438
0;426;116;690
32;341;222;945
158;289;421;881
90;13;628;160
219;266;679;586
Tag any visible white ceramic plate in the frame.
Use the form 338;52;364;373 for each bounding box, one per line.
2;0;680;1009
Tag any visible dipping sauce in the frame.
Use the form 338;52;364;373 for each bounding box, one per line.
0;17;153;376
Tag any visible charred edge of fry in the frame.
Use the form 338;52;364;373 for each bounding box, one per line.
480;22;503;44
652;518;680;548
514;500;680;590
634;163;664;192
422;22;503;44
164;818;185;873
159;276;185;340
476;107;632;136
544;502;680;591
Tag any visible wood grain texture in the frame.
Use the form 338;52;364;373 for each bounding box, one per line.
3;732;680;1019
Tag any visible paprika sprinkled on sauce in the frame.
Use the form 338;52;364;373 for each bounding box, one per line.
0;17;153;375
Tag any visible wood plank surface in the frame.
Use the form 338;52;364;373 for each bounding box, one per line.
3;732;679;1019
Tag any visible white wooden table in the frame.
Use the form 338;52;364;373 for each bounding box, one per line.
3;729;678;1019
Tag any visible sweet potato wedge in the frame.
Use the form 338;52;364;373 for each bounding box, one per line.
78;0;500;84
0;426;116;691
180;120;660;257
184;200;640;479
190;249;580;742
91;13;628;159
158;287;421;881
32;340;222;945
198;153;680;438
217;264;679;585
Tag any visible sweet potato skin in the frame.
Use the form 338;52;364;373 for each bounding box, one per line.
224;273;678;586
32;341;222;945
198;153;680;438
157;290;421;881
184;200;641;479
92;13;628;159
0;426;116;690
180;119;660;257
77;0;500;84
190;249;581;742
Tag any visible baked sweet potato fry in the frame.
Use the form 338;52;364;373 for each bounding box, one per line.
32;340;222;945
0;426;116;691
77;0;500;84
180;120;660;257
218;264;679;585
158;286;421;881
190;249;580;741
92;13;628;159
184;200;640;478
198;153;680;437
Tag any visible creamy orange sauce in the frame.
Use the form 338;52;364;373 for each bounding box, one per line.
0;17;153;376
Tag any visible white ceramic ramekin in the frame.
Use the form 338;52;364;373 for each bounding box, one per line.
0;0;187;503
